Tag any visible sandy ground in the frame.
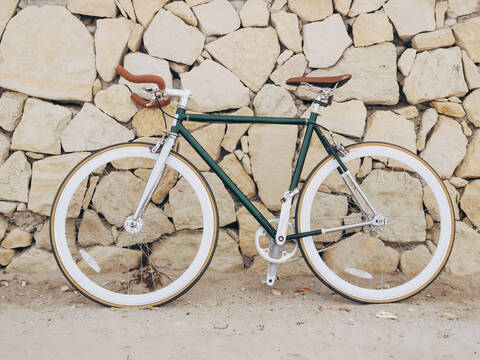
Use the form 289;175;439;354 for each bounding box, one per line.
0;271;479;360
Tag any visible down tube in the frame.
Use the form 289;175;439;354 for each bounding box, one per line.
178;125;278;239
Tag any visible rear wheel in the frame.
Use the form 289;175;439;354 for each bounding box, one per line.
296;142;455;303
50;143;218;308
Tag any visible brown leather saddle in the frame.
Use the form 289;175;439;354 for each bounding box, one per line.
286;74;352;88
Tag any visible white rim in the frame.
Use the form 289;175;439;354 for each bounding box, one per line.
52;145;216;307
298;144;453;302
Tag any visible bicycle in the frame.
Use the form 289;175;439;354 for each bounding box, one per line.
49;66;455;308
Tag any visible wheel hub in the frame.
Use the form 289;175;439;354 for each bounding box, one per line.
124;216;144;234
370;214;387;231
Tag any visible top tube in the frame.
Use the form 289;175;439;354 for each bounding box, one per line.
182;113;309;125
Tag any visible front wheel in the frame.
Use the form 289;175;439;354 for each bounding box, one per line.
296;142;455;303
50;143;219;307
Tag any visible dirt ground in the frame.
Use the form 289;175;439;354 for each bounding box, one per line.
0;271;479;360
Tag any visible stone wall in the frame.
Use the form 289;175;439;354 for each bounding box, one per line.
0;0;480;277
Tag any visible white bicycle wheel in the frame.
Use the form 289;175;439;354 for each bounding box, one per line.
296;142;455;303
50;143;218;307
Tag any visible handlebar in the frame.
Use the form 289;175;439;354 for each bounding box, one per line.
115;65;171;108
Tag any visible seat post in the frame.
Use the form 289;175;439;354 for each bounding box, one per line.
311;87;333;115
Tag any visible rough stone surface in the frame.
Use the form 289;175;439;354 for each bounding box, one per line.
403;47;468;105
202;172;236;227
297;43;399;105
430;101;465;118
7;247;58;273
133;0;168;27
95;18;134;82
0;0;19;39
180;60;249;112
271;11;302;53
309;192;348;243
303;14;352;69
78;210;114;247
61;103;134;152
393;106;419;119
364;111;417;153
165;1;198;26
270;54;308;91
29;152;89;217
0;202;16;217
134;166;178;205
94;84;138;123
384;0;436;41
411;28;456;51
400;245;432;278
323;233;399;275
464;89;480;127
453;17;480;63
77;246;142;274
206;27;280;92
0;6;96;102
277;49;294;65
362;170;426;243
0;216;7;240
0;91;27;132
348;0;385;17
178;124;225;171
248;124;297;210
0;248;15;266
421;116;468;179
424;180;459;221
11;99;71;155
119;52;173;96
34;219;75;252
446;221;480;276
221;107;253;152
1;228;32;249
417;108;438;151
334;0;352;15
462;51;480;90
0;152;31;203
193;0;240;36
237;201;273;258
117;205;174;247
460;180;480;228
398;49;417;77
67;0;117;17
0;132;10;167
288;0;333;22
353;13;393;47
240;0;269;27
219;153;256;199
131;102;178;137
253;84;297;118
447;0;480;18
436;1;448;28
144;10;205;66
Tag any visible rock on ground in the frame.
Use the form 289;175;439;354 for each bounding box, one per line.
6;247;58;273
0;151;31;203
206;27;280;92
144;9;205;66
460;180;480;229
446;221;480;276
248;124;297;211
0;6;96;102
400;245;432;278
1;228;32;249
28;152;89;217
180;60;249;112
303;14;352;69
297;43;399;105
61;103;134;152
384;0;436;41
403;47;468;105
323;232;400;276
0;248;15;266
94;84;138;123
352;13;393;47
77;246;142;274
421;116;467;179
11;98;71;155
192;0;240;36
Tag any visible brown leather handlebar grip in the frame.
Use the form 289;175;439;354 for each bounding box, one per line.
115;65;171;108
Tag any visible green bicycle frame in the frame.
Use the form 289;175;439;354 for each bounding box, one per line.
169;107;348;242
